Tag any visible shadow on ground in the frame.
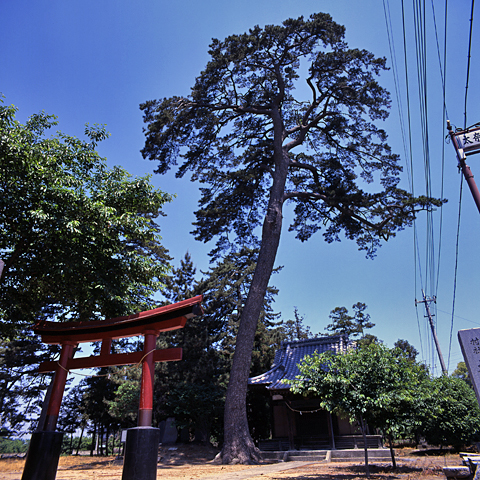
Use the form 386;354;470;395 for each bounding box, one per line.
267;463;444;480
60;458;121;470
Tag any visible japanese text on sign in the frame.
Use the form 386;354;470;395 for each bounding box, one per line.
455;127;480;156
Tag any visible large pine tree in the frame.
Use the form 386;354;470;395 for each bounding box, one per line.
141;13;442;462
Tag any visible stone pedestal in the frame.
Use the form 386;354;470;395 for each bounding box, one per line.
442;466;471;478
122;427;160;480
21;431;63;480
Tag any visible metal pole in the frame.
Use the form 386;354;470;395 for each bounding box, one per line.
447;121;480;214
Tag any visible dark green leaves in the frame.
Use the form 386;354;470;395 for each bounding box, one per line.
0;102;173;330
141;12;443;259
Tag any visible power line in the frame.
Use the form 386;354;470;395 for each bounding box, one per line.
430;0;448;299
448;0;475;369
447;175;463;370
396;0;452;368
464;0;476;130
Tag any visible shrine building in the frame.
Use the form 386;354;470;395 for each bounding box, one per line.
248;336;383;451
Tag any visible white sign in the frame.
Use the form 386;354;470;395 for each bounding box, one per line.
458;328;480;406
455;127;480;156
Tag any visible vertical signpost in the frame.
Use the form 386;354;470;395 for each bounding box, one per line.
447;121;480;213
449;122;480;403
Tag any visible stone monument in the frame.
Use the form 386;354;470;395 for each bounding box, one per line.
458;328;480;405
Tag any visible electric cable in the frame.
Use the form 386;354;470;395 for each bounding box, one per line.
430;0;448;300
400;0;425;358
464;0;476;130
448;176;463;370
448;0;475;369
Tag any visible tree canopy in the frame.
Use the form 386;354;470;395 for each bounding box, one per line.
420;375;480;449
451;361;472;388
324;302;375;340
289;343;429;476
0;102;173;334
0;101;173;437
140;12;443;463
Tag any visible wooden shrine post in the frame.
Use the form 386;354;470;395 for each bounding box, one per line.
21;296;203;480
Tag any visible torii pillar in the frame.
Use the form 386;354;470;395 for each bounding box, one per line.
21;296;203;480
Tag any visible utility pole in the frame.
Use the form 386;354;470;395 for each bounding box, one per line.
415;290;448;375
447;121;480;214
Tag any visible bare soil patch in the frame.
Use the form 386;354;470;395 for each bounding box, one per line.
0;446;465;480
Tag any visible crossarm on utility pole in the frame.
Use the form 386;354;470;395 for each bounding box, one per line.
415;290;447;375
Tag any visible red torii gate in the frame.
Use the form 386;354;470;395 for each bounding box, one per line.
22;295;203;480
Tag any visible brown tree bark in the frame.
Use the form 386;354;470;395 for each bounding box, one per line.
218;121;289;463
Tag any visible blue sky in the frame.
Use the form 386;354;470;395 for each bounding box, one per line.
2;0;479;374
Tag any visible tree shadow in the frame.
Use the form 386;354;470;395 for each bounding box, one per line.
268;463;442;479
62;459;121;470
409;448;456;457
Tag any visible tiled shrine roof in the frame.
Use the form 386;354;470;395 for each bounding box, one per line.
248;335;348;391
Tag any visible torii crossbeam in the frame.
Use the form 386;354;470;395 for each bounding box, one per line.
34;295;203;430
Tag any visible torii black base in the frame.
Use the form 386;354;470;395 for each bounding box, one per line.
122;427;160;480
21;431;63;480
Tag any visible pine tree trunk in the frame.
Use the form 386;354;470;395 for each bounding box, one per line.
218;138;289;464
99;424;104;456
90;422;96;457
76;425;84;455
105;425;109;456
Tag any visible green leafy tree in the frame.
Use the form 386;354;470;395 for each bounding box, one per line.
140;13;442;462
451;361;472;388
0;102;173;333
420;375;480;450
0;102;173;434
290;343;427;476
369;347;429;468
106;363;142;430
165;383;224;445
0;438;28;453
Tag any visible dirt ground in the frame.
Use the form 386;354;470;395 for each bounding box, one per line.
0;445;467;480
